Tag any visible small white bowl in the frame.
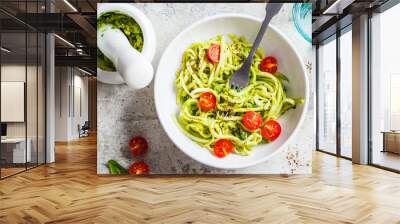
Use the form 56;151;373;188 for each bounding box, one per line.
154;14;309;169
97;3;156;84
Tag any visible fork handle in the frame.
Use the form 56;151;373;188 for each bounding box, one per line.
242;3;283;70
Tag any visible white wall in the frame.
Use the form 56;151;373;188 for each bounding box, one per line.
54;67;89;141
72;73;89;138
55;66;69;141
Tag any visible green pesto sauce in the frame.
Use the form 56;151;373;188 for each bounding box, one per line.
97;11;144;72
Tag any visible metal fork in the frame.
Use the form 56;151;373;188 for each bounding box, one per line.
229;3;283;90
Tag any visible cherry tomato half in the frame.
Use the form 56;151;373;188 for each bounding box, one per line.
129;136;148;157
261;120;282;142
198;92;217;111
128;161;149;174
259;56;278;74
207;44;220;64
213;139;234;158
242;111;263;131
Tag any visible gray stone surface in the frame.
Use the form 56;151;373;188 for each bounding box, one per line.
98;3;314;174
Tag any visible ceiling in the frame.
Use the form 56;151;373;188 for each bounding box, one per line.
312;0;392;44
0;0;97;73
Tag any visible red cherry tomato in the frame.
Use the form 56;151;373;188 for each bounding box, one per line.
259;56;278;74
213;139;234;158
128;136;148;157
198;92;217;111
242;111;263;131
207;44;220;64
128;161;149;174
261;120;282;142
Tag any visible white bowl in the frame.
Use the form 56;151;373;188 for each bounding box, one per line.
97;3;156;84
154;14;309;169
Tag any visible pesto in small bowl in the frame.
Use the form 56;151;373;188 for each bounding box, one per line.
97;11;144;72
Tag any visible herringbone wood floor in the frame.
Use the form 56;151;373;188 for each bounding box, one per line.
1;135;400;224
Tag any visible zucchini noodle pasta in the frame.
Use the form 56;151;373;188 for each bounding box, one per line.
175;35;303;156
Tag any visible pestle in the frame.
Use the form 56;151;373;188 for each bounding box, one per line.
97;25;154;89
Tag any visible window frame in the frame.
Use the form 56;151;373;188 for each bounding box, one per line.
0;0;48;180
315;24;352;161
367;2;400;173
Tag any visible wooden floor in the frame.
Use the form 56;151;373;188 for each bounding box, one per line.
373;150;400;171
1;167;26;178
1;135;400;224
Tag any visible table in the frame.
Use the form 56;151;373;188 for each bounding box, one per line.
382;131;400;154
1;138;31;164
